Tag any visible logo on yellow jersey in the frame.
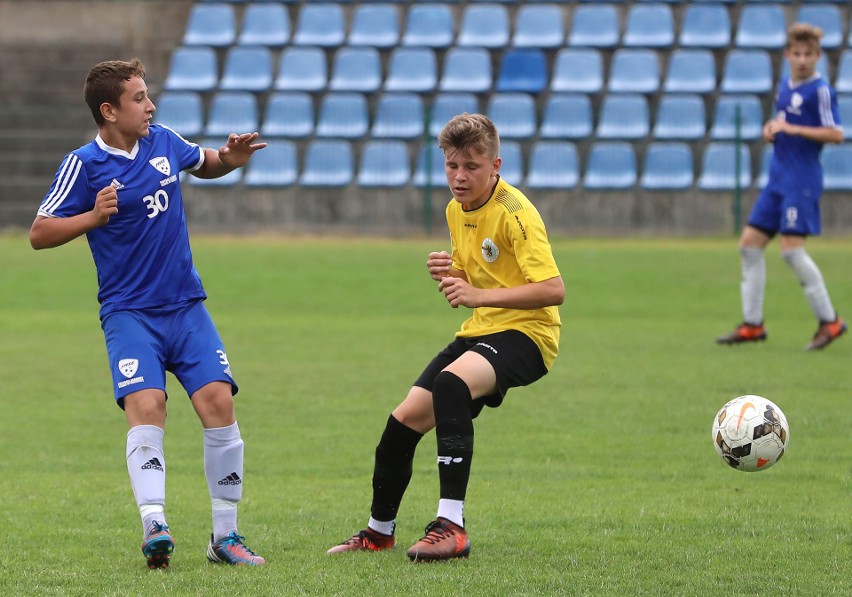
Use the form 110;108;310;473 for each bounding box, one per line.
481;238;499;263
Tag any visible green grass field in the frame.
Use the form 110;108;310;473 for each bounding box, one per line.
1;234;850;596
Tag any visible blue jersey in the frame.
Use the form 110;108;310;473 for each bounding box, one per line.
37;124;207;319
768;75;841;192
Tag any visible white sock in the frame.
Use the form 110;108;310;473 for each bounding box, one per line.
740;246;766;325
204;422;243;541
436;498;465;528
782;247;837;323
368;517;395;536
126;425;166;534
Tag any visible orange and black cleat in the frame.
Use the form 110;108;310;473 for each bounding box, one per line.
716;322;767;345
805;317;847;351
327;528;395;554
406;518;470;563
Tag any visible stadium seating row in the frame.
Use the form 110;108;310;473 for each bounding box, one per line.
183;3;852;51
164;44;851;96
187;138;852;192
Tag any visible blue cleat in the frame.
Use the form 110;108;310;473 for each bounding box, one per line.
206;532;266;566
141;521;174;569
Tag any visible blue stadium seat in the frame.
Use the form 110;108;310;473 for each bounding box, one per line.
597;94;649;140
498;140;523;186
512;4;564;48
384;47;437;92
679;4;730;48
238;3;290;46
525;141;579;189
697;142;752;190
457;4;509;48
836;50;852;94
551;48;603;94
622;3;674;48
584;142;637;190
300;139;354;187
164;46;218;92
154;91;204;138
652;94;706;140
275;46;327;92
413;142;444;188
568;5;619;48
429;93;479;136
735;5;787;49
183;3;236;47
328;47;382;92
189;139;244;186
720;50;773;94
219;46;273;92
439;47;491;93
540;94;593;139
821;144;852;190
357;140;410;187
244;140;298;187
292;3;345;47
349;3;400;47
371;92;425;139
401;4;454;48
204;91;258;137
261;92;314;138
780;52;829;83
486;93;537;140
710;94;764;141
838;95;852;139
640;142;694;190
607;49;659;94
755;145;773;189
663;49;716;94
315;92;369;138
495;49;547;93
796;4;842;49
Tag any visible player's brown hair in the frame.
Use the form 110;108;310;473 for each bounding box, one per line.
84;58;147;126
787;23;823;52
438;113;500;160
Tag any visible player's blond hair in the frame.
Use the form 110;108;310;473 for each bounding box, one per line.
84;58;147;126
787;23;823;52
438;113;500;160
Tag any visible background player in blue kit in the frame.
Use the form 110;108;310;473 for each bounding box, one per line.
717;24;846;351
29;59;267;568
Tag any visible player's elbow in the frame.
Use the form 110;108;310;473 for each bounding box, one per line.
547;276;565;306
828;128;844;144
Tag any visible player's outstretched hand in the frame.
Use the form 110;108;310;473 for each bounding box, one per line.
219;132;267;168
426;251;453;281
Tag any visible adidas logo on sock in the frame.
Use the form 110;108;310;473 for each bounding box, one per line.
142;457;163;471
218;472;242;486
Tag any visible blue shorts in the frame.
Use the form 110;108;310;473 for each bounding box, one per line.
748;183;822;236
101;300;238;408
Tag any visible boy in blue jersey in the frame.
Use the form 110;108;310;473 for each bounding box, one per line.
717;24;846;351
29;59;267;568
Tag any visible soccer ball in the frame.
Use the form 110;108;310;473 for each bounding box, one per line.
711;395;789;472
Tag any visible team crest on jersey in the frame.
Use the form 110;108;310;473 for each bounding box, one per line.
787;92;803;116
481;238;499;263
148;156;171;176
119;359;139;379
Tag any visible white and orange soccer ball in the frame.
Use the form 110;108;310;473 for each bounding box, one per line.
712;395;789;472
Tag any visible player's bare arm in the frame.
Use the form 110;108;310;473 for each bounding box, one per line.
763;118;843;144
192;132;267;179
30;185;118;249
438;275;564;310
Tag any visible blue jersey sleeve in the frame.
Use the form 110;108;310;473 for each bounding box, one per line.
159;124;204;173
37;151;93;218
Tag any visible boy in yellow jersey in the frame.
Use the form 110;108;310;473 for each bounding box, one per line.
328;113;564;562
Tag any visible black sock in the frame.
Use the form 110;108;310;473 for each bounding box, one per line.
370;414;423;523
432;371;474;501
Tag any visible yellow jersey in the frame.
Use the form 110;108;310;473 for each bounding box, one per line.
446;177;562;369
